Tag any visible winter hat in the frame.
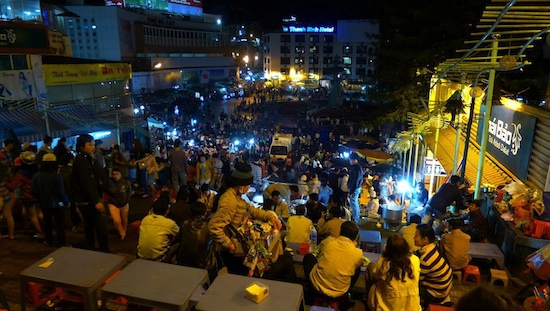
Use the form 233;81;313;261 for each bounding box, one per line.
20;151;36;164
42;153;57;162
228;162;253;186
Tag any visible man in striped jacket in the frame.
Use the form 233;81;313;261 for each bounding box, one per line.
414;224;453;306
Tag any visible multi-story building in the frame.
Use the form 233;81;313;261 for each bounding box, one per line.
262;18;379;83
63;5;236;92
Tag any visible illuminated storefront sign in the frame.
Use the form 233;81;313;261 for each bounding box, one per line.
282;26;334;33
0;22;49;54
475;105;536;179
43;63;132;85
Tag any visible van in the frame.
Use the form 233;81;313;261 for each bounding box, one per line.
269;133;293;162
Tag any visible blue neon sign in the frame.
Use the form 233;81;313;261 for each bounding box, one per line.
282;26;334;33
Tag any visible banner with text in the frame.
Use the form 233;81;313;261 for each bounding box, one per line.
0;70;37;100
475;105;536;179
43;63;132;85
0;22;49;54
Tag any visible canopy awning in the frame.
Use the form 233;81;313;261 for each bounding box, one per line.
345;147;394;163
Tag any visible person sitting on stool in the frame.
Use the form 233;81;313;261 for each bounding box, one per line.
303;221;366;309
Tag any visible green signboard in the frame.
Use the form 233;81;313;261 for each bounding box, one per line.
0;22;49;54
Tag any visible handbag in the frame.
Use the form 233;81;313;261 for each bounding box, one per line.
225;223;250;257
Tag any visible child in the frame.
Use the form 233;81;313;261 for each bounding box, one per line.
105;166;133;240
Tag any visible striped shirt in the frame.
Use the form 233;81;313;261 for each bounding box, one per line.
416;243;453;300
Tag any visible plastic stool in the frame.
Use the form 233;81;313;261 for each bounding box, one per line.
490;268;509;287
452;270;463;283
428;304;455;310
25;282;64;307
462;265;481;284
313;294;339;311
130;220;141;235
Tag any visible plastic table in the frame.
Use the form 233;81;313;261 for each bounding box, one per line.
100;259;209;311
195;273;304;311
19;247;126;311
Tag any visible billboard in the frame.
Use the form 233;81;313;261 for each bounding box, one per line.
112;0;202;15
475;105;537;179
43;63;132;86
0;22;49;54
0;70;38;100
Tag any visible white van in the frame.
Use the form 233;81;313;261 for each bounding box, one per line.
269;133;293;161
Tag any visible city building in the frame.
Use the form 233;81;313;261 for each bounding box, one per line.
262;18;379;86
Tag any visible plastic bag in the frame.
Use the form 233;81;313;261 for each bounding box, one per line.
527;243;550;280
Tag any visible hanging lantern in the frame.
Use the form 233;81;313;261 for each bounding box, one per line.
470;86;483;98
499;55;517;70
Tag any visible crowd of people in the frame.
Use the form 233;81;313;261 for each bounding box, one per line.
0;94;503;310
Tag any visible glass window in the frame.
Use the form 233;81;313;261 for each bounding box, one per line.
294;57;304;64
323;57;332;65
309;45;318;53
280;57;290;65
309;57;319;65
357;46;368;54
323;46;333;54
356;68;366;76
280;46;291;53
0;55;11;70
356;57;367;65
309;35;319;43
323;35;333;43
281;35;290;42
295;46;305;54
12;55;28;70
295;35;305;42
342;57;352;65
343;46;353;54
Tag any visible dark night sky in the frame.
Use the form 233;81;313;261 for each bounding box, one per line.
202;0;374;30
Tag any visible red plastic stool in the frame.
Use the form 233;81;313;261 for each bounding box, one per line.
130;220;142;235
313;294;339;311
25;282;64;307
462;265;481;284
62;270;128;305
428;304;455;310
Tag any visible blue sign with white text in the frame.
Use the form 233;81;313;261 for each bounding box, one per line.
475;105;536;179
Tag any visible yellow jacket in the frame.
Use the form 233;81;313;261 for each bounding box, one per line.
209;187;277;250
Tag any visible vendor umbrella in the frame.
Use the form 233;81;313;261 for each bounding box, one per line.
347;147;394;163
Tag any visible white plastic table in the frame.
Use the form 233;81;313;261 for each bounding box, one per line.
19;247;126;311
100;259;209;311
469;242;505;267
195;273;305;311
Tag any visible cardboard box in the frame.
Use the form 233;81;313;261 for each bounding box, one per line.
245;281;269;304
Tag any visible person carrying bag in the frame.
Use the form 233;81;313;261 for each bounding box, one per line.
208;162;282;276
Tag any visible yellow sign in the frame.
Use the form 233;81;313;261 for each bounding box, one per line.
43;63;132;85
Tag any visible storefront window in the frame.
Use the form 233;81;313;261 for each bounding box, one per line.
0;0;41;21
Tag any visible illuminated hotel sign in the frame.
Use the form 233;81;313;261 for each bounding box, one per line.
282;26;334;33
475;105;536;179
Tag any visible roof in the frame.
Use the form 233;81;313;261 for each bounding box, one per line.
435;0;550;83
424;126;514;187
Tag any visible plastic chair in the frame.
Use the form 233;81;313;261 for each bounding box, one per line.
0;288;10;311
25;282;64;307
452;270;463;284
313;294;339;311
490;268;509;287
462;265;481;284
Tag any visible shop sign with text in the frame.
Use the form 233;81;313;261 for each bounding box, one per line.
43;63;132;85
0;22;49;54
476;105;536;179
